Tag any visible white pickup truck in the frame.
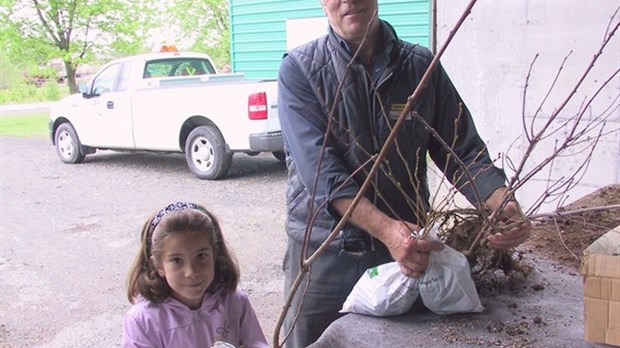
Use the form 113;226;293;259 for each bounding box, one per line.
49;50;283;180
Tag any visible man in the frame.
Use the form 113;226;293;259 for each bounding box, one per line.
277;0;532;347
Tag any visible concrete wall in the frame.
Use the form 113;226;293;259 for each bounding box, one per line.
435;0;620;213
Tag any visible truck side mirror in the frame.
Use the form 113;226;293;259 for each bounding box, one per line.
78;82;89;96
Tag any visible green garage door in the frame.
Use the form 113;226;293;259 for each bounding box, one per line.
230;0;430;79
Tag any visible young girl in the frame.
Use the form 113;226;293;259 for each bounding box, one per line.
123;201;269;348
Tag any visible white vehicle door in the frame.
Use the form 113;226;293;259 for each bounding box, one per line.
75;62;134;148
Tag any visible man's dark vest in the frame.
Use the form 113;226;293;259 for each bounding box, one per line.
283;21;503;252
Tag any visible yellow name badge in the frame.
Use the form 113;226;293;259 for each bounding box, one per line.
388;103;410;120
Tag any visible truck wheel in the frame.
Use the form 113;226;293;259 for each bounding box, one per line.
54;123;86;164
185;125;232;180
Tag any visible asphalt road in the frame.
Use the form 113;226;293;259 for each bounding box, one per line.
0;102;53;116
0;136;288;347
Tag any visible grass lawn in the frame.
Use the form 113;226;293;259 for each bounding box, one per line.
0;113;49;138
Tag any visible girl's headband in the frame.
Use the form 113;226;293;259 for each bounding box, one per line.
146;201;210;249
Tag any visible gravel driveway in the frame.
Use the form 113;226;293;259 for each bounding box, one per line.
0;136;288;347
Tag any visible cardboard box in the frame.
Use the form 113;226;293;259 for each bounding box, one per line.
580;227;620;346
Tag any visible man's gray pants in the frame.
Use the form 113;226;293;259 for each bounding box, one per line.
282;238;392;348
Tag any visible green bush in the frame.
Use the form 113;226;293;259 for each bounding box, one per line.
0;83;69;104
0;50;69;104
0;52;22;90
42;81;61;101
0;84;35;104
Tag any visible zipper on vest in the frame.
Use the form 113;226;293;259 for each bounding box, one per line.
370;68;394;253
368;68;384;253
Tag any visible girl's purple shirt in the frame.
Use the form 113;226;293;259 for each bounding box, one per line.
122;288;269;348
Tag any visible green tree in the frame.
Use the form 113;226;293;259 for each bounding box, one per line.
1;0;156;94
169;0;230;69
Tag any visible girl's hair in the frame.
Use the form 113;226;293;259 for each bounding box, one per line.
126;202;240;304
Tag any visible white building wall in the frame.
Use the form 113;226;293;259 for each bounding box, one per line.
435;0;620;213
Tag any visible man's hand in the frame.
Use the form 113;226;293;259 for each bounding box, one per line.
383;220;443;279
331;197;442;279
484;188;532;249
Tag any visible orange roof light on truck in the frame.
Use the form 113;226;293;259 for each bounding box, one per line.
160;45;178;53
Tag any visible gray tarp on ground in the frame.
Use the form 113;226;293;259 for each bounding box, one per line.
310;256;608;348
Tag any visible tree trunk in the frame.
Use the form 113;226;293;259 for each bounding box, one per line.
64;61;78;94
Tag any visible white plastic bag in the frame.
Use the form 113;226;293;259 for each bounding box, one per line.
340;261;419;316
418;244;484;315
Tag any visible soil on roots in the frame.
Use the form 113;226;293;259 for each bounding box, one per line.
438;184;620;286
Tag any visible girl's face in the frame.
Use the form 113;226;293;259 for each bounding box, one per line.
155;230;215;309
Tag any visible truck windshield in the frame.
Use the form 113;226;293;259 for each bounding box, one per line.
143;58;216;78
